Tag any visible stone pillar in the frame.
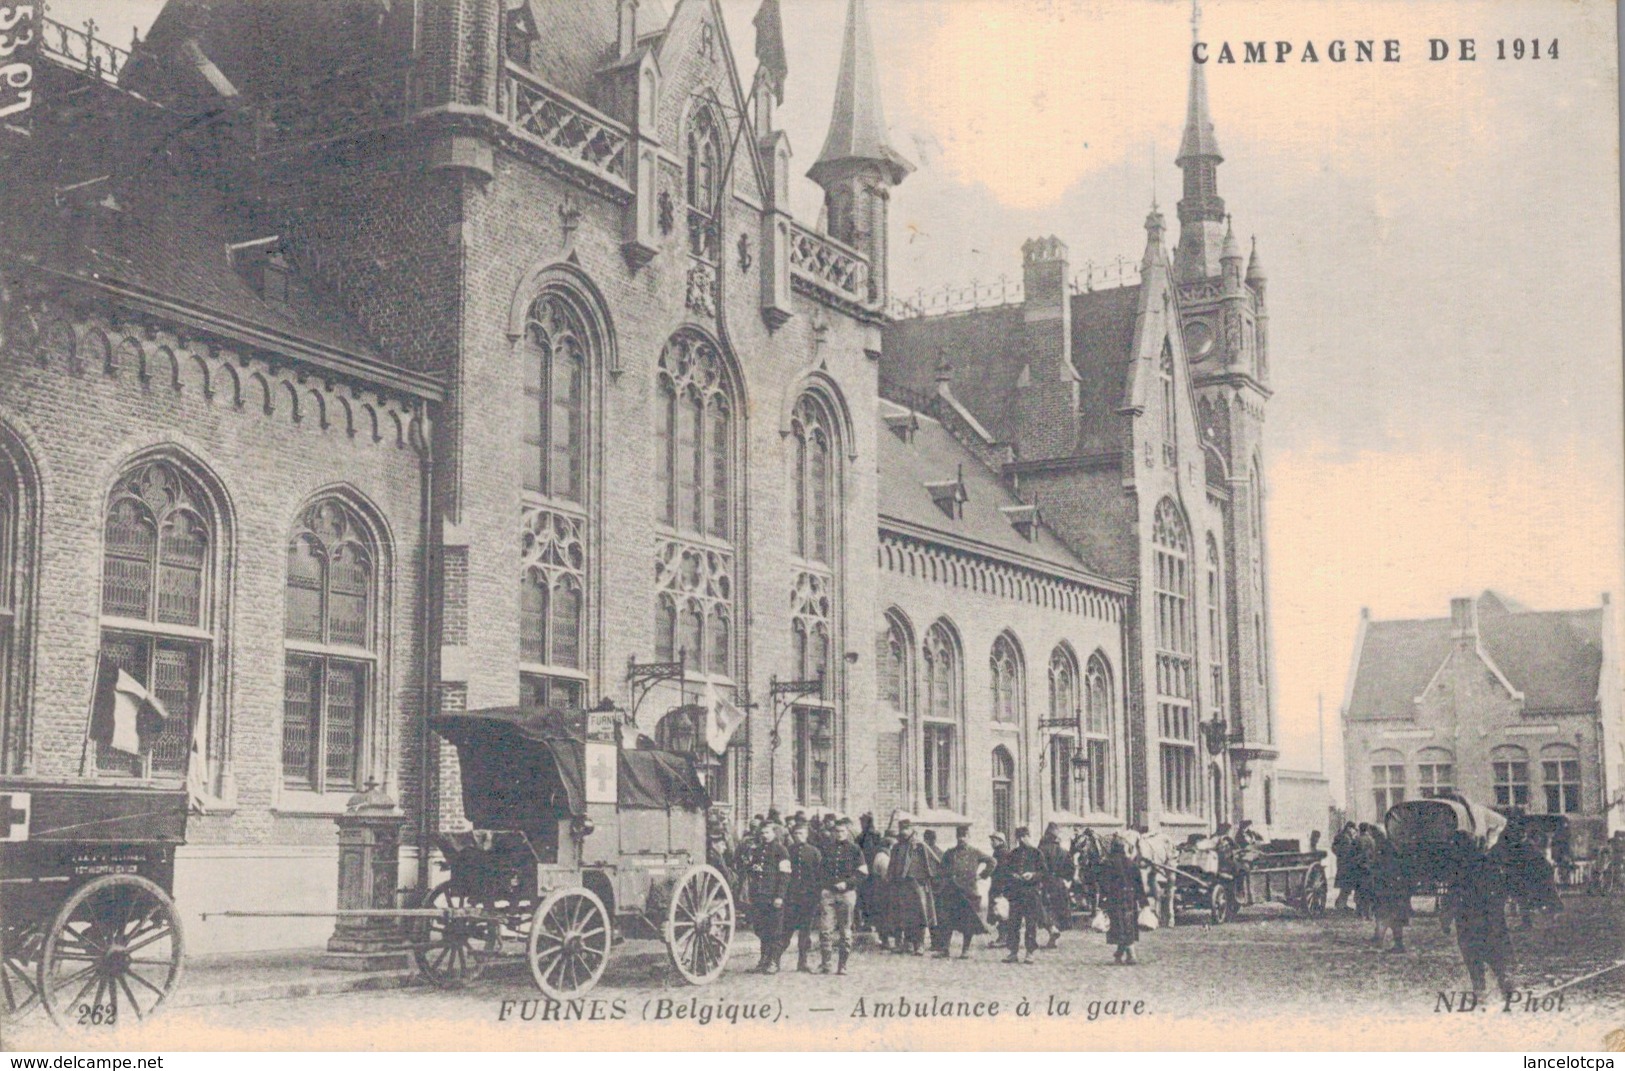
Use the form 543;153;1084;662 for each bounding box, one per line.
322;781;411;971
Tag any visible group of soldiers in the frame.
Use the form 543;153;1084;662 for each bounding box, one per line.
710;811;1150;972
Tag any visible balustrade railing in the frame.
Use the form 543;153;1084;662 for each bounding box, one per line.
787;223;869;306
39;16;134;86
505;64;629;190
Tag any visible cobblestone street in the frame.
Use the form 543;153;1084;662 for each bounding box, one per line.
10;894;1621;1051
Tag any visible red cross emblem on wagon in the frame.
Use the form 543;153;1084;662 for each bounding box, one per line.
0;791;29;842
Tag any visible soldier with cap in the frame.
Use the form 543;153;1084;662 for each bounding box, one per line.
935;824;994;958
785;819;825;972
998;826;1045;964
884;818;938;955
818;817;868;973
749;822;791;973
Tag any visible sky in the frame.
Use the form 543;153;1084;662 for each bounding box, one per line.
711;0;1624;791
56;0;1625;795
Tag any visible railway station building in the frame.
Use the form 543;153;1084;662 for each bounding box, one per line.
0;0;1281;950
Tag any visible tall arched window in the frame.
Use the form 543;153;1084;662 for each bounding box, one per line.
921;621;961;812
990;633;1022;724
878;610;913;813
284;498;379;793
0;430;33;774
1083;652;1115;815
991;746;1015;840
99;458;220;778
520;289;594;717
791;396;834;564
1153;498;1197;816
1205;532;1225;720
654;333;736;678
685;106;722;262
1159;338;1177;467
1046;645;1079;814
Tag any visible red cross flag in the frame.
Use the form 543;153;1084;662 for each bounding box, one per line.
0;791;30;842
90;655;172;756
704;679;745;755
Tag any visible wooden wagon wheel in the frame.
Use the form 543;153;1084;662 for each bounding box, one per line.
2;917;46;1021
409;882;500;989
663;865;734;986
527;886;610;1000
1300;864;1328;918
39;875;184;1028
1208;880;1236;925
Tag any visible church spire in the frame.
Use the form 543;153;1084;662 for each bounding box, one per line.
807;0;912;306
807;0;913;188
1175;0;1228;283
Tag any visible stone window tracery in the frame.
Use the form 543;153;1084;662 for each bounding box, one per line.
1084;652;1115;815
1154;498;1198;816
283;499;377;793
520;288;595;716
98;459;219;778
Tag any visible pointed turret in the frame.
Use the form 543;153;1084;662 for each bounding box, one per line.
808;0;914;189
1246;236;1267;292
1175;3;1227;284
807;0;913;305
1142;202;1166;269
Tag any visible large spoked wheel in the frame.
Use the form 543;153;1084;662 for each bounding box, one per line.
1209;881;1235;925
2;918;46;1022
39;875;184;1029
1301;865;1329;918
410;882;500;989
664;865;735;986
528;887;611;999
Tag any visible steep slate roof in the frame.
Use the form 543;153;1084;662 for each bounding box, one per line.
1070;284;1142;456
877;401;1107;581
882;305;1026;443
15;188;385;362
1346;593;1604;721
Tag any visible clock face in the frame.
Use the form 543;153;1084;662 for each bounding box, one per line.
1186;320;1215;359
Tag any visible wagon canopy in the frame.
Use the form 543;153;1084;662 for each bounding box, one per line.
1385;796;1507;854
429;709;709;830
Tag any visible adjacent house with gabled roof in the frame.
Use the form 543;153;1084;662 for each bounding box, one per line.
1341;591;1622;854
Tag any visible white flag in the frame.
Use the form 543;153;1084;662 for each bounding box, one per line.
704;679;746;755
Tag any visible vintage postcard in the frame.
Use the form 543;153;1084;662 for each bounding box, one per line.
0;0;1620;1053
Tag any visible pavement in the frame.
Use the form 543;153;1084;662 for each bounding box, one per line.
5;893;1622;1050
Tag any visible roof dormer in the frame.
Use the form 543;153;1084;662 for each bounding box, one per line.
925;466;968;520
883;409;919;444
1000;502;1041;542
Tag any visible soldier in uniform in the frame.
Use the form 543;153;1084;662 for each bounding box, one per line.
750;822;791;973
885;819;938;955
819;818;868;974
785;819;825;973
936;824;994;958
999;827;1045;964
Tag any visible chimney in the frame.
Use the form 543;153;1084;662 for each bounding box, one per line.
1014;236;1079;461
1450;597;1477;640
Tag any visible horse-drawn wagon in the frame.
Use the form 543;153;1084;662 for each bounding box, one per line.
1;779;188;1027
406;707;736;998
1161;838;1329;923
1384;796;1507;890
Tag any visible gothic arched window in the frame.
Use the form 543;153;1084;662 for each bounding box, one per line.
521;293;586;502
654;333;736;678
1046;645;1079;814
99;458;221;778
1083;651;1116;815
0;430;33;774
1153;498;1198;816
921;621;961;812
284;498;379;793
520;288;595;718
791;395;835;565
685;107;722;262
990;633;1022;724
1206;531;1225;720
